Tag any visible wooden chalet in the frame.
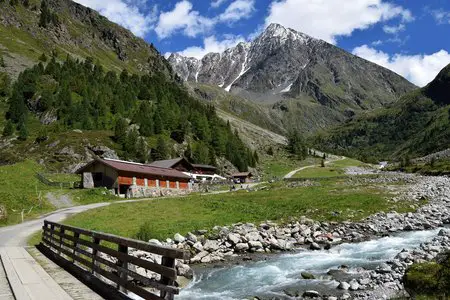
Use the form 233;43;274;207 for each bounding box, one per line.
76;158;191;195
232;172;253;183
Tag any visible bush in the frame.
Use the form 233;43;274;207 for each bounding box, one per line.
135;222;155;242
404;252;450;298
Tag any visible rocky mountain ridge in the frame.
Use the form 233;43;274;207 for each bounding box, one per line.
169;24;417;133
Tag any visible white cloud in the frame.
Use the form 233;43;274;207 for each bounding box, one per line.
211;0;227;8
352;45;450;87
174;35;246;59
73;0;157;37
219;0;255;23
383;23;405;34
156;0;255;39
371;40;384;46
265;0;414;44
430;9;450;24
155;1;215;39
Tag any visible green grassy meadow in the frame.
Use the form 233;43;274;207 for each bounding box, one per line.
0;160;116;226
63;178;416;241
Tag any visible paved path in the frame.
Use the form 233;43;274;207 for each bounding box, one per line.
0;247;72;300
283;155;346;179
0;203;109;247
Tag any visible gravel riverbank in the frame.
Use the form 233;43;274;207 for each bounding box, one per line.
127;173;450;299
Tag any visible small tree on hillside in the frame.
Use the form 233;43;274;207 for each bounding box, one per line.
287;131;308;160
17;122;28;141
2;120;14;137
114;117;128;144
39;53;48;62
152;136;168;161
0;55;5;67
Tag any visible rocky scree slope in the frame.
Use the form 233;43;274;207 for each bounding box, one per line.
169;23;416;133
0;0;173;79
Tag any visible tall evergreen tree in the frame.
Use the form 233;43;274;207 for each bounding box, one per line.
17;121;28;141
152;136;168;161
2;120;14;137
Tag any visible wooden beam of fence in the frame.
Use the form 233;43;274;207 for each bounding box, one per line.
40;220;190;300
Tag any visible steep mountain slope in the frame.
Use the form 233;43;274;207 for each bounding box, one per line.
169;23;416;133
0;0;259;173
0;0;172;79
315;64;450;161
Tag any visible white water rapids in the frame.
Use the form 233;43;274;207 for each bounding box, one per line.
176;229;443;300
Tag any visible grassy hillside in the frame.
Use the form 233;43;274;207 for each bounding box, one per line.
314;64;450;162
0;0;171;79
0;160;115;226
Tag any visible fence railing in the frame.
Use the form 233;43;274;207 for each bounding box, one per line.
36;173;81;188
40;220;189;300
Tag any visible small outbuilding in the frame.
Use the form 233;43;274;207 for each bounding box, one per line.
231;172;253;183
76;158;191;197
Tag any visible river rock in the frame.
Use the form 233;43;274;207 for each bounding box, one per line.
310;242;321;250
176;263;193;279
338;281;350;290
148;239;162;246
186;232;197;243
248;241;263;249
190;251;208;263
301;271;315;279
192;242;203;252
376;263;392;274
359;278;371;285
303;290;320;297
349;280;360;291
245;231;261;241
174;233;185;243
201;255;212;263
228;233;241;244
203;240;220;252
235;243;250;252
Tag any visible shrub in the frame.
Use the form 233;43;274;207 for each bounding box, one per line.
135;222;155;242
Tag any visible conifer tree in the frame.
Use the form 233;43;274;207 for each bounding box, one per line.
136;137;148;163
152;136;168;161
114;117;128;144
124;128;138;158
17;121;28;141
2;120;14;137
39;53;48;62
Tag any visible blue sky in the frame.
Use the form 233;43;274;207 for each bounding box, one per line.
74;0;450;86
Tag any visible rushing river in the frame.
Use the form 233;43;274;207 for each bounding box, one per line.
177;229;443;300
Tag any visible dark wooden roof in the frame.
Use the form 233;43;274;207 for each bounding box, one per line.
148;158;189;169
232;172;253;177
76;158;191;179
192;164;217;170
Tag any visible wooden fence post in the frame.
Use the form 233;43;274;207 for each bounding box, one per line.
117;244;128;293
92;237;100;274
72;232;80;263
160;256;176;300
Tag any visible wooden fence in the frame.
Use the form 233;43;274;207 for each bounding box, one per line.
36;173;80;188
40;220;190;300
